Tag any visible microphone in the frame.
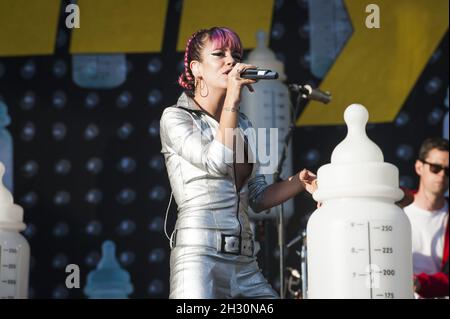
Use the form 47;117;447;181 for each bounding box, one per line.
289;84;332;104
240;68;279;80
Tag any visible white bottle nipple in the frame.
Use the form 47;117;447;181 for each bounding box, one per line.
246;30;286;81
313;104;404;202
0;162;25;230
256;30;265;48
331;104;383;164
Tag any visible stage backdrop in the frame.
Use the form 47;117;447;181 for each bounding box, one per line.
0;0;448;298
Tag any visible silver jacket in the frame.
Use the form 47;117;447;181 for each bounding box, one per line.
160;93;269;240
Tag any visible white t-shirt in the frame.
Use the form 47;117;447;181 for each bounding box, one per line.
404;201;448;274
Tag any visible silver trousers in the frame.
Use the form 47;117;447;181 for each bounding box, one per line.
169;230;279;299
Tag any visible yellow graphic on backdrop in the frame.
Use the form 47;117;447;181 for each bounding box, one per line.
297;0;449;126
0;0;60;57
70;0;168;53
177;0;274;51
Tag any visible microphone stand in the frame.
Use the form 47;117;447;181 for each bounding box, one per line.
274;86;308;299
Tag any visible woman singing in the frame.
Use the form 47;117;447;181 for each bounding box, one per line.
160;27;317;298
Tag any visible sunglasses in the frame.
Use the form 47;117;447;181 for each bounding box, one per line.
420;160;449;176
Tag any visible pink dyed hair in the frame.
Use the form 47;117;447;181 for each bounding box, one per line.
178;27;243;96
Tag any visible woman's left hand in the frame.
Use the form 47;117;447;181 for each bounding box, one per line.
299;169;318;194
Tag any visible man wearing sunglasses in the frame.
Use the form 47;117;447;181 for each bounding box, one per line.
404;137;449;298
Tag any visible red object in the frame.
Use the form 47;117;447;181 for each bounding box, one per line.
403;187;449;298
415;219;449;298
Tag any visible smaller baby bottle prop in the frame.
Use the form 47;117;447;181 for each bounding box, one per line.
0;162;30;298
84;240;133;299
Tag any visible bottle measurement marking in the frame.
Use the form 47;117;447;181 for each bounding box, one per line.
367;222;373;299
349;221;397;299
2;264;16;269
3;248;17;253
0;244;19;298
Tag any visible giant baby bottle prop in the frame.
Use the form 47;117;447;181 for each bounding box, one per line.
306;104;413;299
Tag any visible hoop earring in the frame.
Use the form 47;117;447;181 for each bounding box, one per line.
199;78;209;97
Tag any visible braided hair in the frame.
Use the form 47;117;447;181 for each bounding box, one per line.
178;27;243;97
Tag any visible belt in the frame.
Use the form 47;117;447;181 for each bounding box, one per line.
172;228;255;257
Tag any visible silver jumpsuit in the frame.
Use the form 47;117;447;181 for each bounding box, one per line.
160;93;278;299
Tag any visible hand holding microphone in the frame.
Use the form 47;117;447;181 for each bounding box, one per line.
225;63;260;100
